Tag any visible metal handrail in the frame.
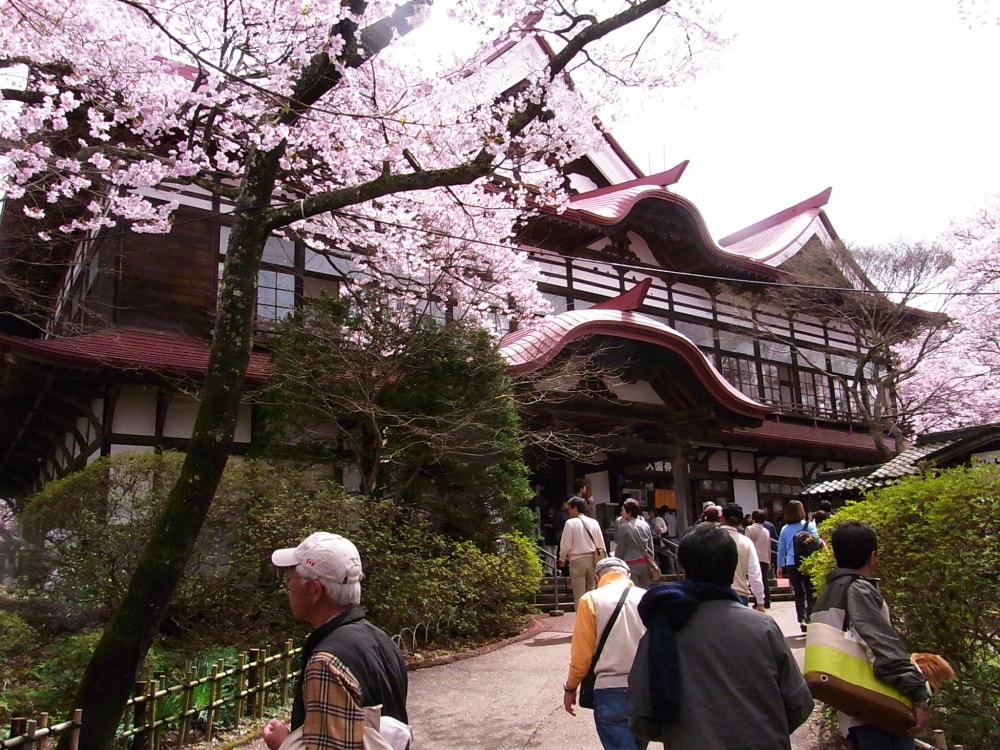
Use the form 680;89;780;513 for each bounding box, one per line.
535;543;567;613
537;545;559;572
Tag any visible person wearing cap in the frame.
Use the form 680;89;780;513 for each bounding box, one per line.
719;502;767;611
563;556;647;750
628;525;813;749
262;532;409;750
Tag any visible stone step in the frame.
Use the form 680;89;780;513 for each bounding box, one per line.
534;576;795;611
534;575;571;613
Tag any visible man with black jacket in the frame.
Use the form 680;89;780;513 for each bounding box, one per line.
811;521;932;750
263;532;409;750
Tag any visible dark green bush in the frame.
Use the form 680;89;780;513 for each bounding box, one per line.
17;452;542;646
7;452;543;721
0;610;37;718
0;629;102;723
801;462;1000;748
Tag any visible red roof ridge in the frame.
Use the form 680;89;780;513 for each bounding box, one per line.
568;161;689;202
718;187;833;248
590;278;652;311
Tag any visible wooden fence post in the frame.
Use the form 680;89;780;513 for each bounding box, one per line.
131;682;149;750
280;640;294;706
248;649;261;720
35;714;49;750
23;720;37;750
235;653;247;725
9;719;27;742
69;710;83;750
204;661;222;741
177;669;196;745
152;675;165;750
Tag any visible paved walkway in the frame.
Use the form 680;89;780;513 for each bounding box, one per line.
405;598;811;749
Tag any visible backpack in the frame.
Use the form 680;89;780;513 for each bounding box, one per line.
793;526;822;564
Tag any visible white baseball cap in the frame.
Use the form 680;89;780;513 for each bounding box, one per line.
596;556;631;577
271;532;364;584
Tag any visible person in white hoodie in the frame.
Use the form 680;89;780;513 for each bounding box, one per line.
562;556;647;750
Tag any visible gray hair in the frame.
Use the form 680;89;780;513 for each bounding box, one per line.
296;563;361;606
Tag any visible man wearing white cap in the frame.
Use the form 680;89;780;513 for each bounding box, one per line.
562;556;647;750
262;532;409;750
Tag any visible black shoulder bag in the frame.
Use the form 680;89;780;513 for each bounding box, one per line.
579;586;631;709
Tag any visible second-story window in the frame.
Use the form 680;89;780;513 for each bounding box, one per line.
719;355;758;399
219;227;300;330
799;369;835;418
761;362;796;408
257;268;296;323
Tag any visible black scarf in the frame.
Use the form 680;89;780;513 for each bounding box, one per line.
637;579;740;723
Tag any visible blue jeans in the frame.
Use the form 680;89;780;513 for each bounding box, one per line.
593;687;647;750
848;725;916;750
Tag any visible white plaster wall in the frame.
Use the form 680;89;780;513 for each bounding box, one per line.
609;380;665;405
163;396;252;443
162;395;199;439
730;452;756;473
763;457;804;477
113;385;157;435
109;445;154;455
585;470;611;505
733;478;759;509
708;452;730;472
342;466;362;493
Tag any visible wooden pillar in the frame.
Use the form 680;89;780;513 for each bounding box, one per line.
670;444;694;536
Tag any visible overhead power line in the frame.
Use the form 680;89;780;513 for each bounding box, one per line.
9;198;1000;298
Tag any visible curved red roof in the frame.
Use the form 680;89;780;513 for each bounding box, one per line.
537;181;834;277
717;188;836;265
499;309;772;421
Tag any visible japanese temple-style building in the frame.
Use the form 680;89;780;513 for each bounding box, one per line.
0;37;897;532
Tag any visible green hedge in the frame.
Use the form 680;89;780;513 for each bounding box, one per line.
801;462;1000;749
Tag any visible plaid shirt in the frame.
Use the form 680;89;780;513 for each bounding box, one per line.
301;650;365;750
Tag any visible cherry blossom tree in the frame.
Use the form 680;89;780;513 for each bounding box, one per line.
899;195;1000;431
724;240;958;459
0;1;724;747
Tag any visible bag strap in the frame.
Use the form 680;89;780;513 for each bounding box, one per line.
585;518;604;553
587;585;631;674
841;573;864;631
624;518;653;560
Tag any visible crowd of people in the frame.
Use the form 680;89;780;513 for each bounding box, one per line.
531;482;680;596
260;489;936;750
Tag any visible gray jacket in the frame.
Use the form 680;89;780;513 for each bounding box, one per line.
630;599;813;749
811;569;931;708
614;517;654;562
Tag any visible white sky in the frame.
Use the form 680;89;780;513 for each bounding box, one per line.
609;1;1000;246
406;2;1000;247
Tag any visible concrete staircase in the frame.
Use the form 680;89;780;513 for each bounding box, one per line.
533;574;793;613
534;574;573;614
